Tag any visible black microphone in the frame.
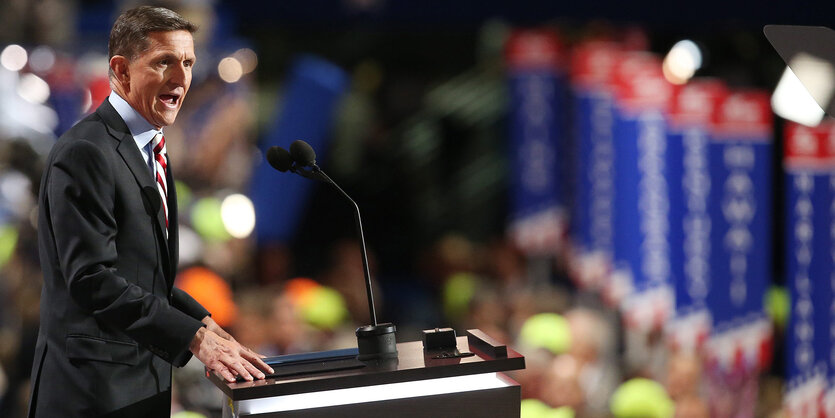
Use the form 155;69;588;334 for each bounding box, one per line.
266;146;292;172
266;145;323;181
264;140;397;361
289;140;317;167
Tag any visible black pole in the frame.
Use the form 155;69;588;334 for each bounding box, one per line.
313;168;378;327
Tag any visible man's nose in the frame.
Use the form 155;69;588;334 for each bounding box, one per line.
168;63;188;86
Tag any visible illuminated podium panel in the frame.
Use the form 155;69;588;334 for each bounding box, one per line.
207;332;525;417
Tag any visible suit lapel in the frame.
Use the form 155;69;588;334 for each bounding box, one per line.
96;101;174;281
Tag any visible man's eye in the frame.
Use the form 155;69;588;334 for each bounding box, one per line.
159;59;169;66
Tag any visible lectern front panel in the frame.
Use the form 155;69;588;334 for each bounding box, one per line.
228;372;520;417
210;332;525;418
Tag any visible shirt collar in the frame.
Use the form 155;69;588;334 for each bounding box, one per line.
108;92;162;150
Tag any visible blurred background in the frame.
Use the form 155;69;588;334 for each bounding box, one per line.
0;0;834;417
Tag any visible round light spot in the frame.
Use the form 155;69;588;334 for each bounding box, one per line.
0;44;27;71
218;57;243;83
233;48;258;74
662;40;702;85
220;193;255;238
29;46;55;73
192;197;230;242
17;73;50;104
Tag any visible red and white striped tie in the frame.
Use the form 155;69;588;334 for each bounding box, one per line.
152;133;169;234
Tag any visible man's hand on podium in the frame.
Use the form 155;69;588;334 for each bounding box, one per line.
202;316;248;348
191;316;274;383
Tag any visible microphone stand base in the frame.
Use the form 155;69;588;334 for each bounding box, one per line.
355;323;398;361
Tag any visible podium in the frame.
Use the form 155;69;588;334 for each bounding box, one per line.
206;330;525;417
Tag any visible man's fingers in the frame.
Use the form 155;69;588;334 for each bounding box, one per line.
198;334;271;382
243;350;274;374
219;367;236;383
229;361;253;381
244;361;266;380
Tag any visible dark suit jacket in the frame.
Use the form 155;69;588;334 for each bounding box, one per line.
28;100;210;417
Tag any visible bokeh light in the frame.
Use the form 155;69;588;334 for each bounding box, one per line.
518;313;571;355
0;226;18;268
610;378;675;418
220;193;256;238
28;46;56;73
771;66;826;127
17;73;51;104
233;48;258;74
177;225;204;267
0;44;28;71
662;40;702;85
191;197;230;242
218;57;243;83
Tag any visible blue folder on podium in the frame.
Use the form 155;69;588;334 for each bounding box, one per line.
239;348;364;381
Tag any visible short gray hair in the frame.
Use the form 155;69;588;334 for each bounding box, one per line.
108;6;197;69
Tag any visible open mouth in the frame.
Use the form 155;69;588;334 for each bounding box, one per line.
159;94;180;107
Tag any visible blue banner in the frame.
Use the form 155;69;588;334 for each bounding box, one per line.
786;170;830;380
570;87;615;286
783;122;835;414
608;52;675;328
567;42;619;290
250;55;348;244
706;140;772;323
613;110;671;293
505;30;568;255
705;91;772;371
665;80;727;349
706;97;772;330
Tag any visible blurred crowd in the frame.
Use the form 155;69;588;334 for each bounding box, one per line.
0;1;796;418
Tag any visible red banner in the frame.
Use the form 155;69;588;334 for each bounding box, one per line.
713;90;772;139
612;51;674;113
505;29;563;72
784;121;835;169
669;78;728;129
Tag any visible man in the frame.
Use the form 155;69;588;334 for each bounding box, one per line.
28;6;272;417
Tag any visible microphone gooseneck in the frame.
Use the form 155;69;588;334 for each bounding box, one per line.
265;140;396;360
310;166;378;327
266;141;378;326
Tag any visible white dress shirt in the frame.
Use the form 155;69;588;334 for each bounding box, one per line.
108;92;162;175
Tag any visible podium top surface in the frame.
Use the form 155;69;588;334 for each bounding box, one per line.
207;334;526;401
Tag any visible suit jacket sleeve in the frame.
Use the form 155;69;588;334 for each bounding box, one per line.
171;287;210;320
169;288;210;366
47;139;203;365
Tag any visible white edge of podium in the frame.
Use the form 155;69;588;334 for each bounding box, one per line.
232;372;512;416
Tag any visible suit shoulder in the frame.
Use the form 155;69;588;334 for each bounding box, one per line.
57;112;111;145
48;138;111;172
50;114;116;161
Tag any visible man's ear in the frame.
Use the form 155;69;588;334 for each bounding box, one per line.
109;55;130;85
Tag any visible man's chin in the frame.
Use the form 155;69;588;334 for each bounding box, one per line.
153;112;180;128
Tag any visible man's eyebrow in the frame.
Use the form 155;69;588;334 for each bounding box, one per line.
154;52;194;61
151;51;176;59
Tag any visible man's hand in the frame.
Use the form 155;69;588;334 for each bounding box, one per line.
202;316;234;341
201;316;266;359
190;327;274;383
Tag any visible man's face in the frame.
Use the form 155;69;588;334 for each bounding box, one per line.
123;30;195;129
